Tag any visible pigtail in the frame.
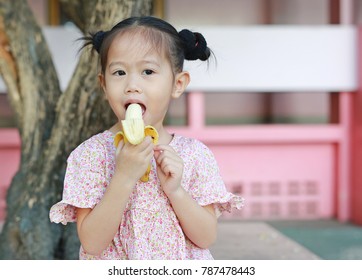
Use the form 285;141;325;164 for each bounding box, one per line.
78;30;108;53
92;31;108;53
178;29;211;61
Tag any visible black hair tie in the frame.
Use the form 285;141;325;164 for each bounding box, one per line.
93;31;107;53
179;29;209;61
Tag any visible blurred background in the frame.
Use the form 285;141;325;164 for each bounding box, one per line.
1;0;362;259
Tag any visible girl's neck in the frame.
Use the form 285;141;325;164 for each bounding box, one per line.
156;126;174;145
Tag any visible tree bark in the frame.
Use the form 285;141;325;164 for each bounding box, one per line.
0;0;152;259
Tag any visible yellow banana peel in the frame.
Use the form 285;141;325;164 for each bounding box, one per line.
113;104;159;182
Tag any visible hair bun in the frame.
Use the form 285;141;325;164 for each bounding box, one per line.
93;31;107;53
179;29;210;61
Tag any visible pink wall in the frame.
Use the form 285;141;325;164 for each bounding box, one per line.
351;27;362;225
168;91;352;220
0;129;20;220
0;88;357;222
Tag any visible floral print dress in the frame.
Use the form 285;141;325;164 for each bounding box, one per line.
49;131;244;259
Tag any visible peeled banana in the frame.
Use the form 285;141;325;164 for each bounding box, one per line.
114;103;159;182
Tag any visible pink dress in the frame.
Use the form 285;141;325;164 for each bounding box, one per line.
49;131;244;259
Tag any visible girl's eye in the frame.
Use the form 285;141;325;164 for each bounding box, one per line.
143;69;154;75
113;70;126;76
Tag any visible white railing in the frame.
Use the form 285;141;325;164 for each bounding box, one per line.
0;25;357;93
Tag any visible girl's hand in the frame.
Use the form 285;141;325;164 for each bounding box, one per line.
115;136;154;184
154;145;184;196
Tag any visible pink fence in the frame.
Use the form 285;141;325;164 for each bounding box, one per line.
0;90;355;222
0;129;20;221
168;91;353;220
351;27;362;225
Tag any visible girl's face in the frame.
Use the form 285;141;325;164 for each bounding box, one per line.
99;29;189;133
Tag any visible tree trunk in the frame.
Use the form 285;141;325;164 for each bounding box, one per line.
0;0;152;259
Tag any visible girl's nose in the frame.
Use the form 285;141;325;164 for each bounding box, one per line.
125;75;141;94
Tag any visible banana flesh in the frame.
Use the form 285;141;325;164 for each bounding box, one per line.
114;104;159;182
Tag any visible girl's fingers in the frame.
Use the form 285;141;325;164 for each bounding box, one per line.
115;140;124;156
154;148;183;172
154;144;176;153
123;136;154;155
154;149;171;165
159;151;183;165
157;155;176;175
117;137;154;167
136;136;155;156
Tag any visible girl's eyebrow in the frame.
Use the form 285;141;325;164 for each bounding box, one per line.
108;61;125;68
141;59;160;66
108;59;161;69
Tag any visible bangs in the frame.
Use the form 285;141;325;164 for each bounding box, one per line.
99;23;184;74
121;26;171;61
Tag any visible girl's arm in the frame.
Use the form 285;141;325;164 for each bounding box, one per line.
154;145;217;249
76;137;154;255
167;189;217;249
76;171;134;255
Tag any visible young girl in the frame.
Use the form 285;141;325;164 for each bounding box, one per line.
49;16;244;260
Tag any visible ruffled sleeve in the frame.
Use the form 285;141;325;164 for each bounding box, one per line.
49;138;107;225
186;140;244;218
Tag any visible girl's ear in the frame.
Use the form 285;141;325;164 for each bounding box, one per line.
172;71;190;99
98;73;107;98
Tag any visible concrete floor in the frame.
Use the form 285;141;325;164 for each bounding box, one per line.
210;221;319;259
267;219;362;260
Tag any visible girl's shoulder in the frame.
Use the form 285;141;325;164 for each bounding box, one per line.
68;130;114;160
171;134;205;149
171;134;214;160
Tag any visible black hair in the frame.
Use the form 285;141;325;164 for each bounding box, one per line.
81;16;212;74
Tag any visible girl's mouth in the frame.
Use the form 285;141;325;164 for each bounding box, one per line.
125;102;146;116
